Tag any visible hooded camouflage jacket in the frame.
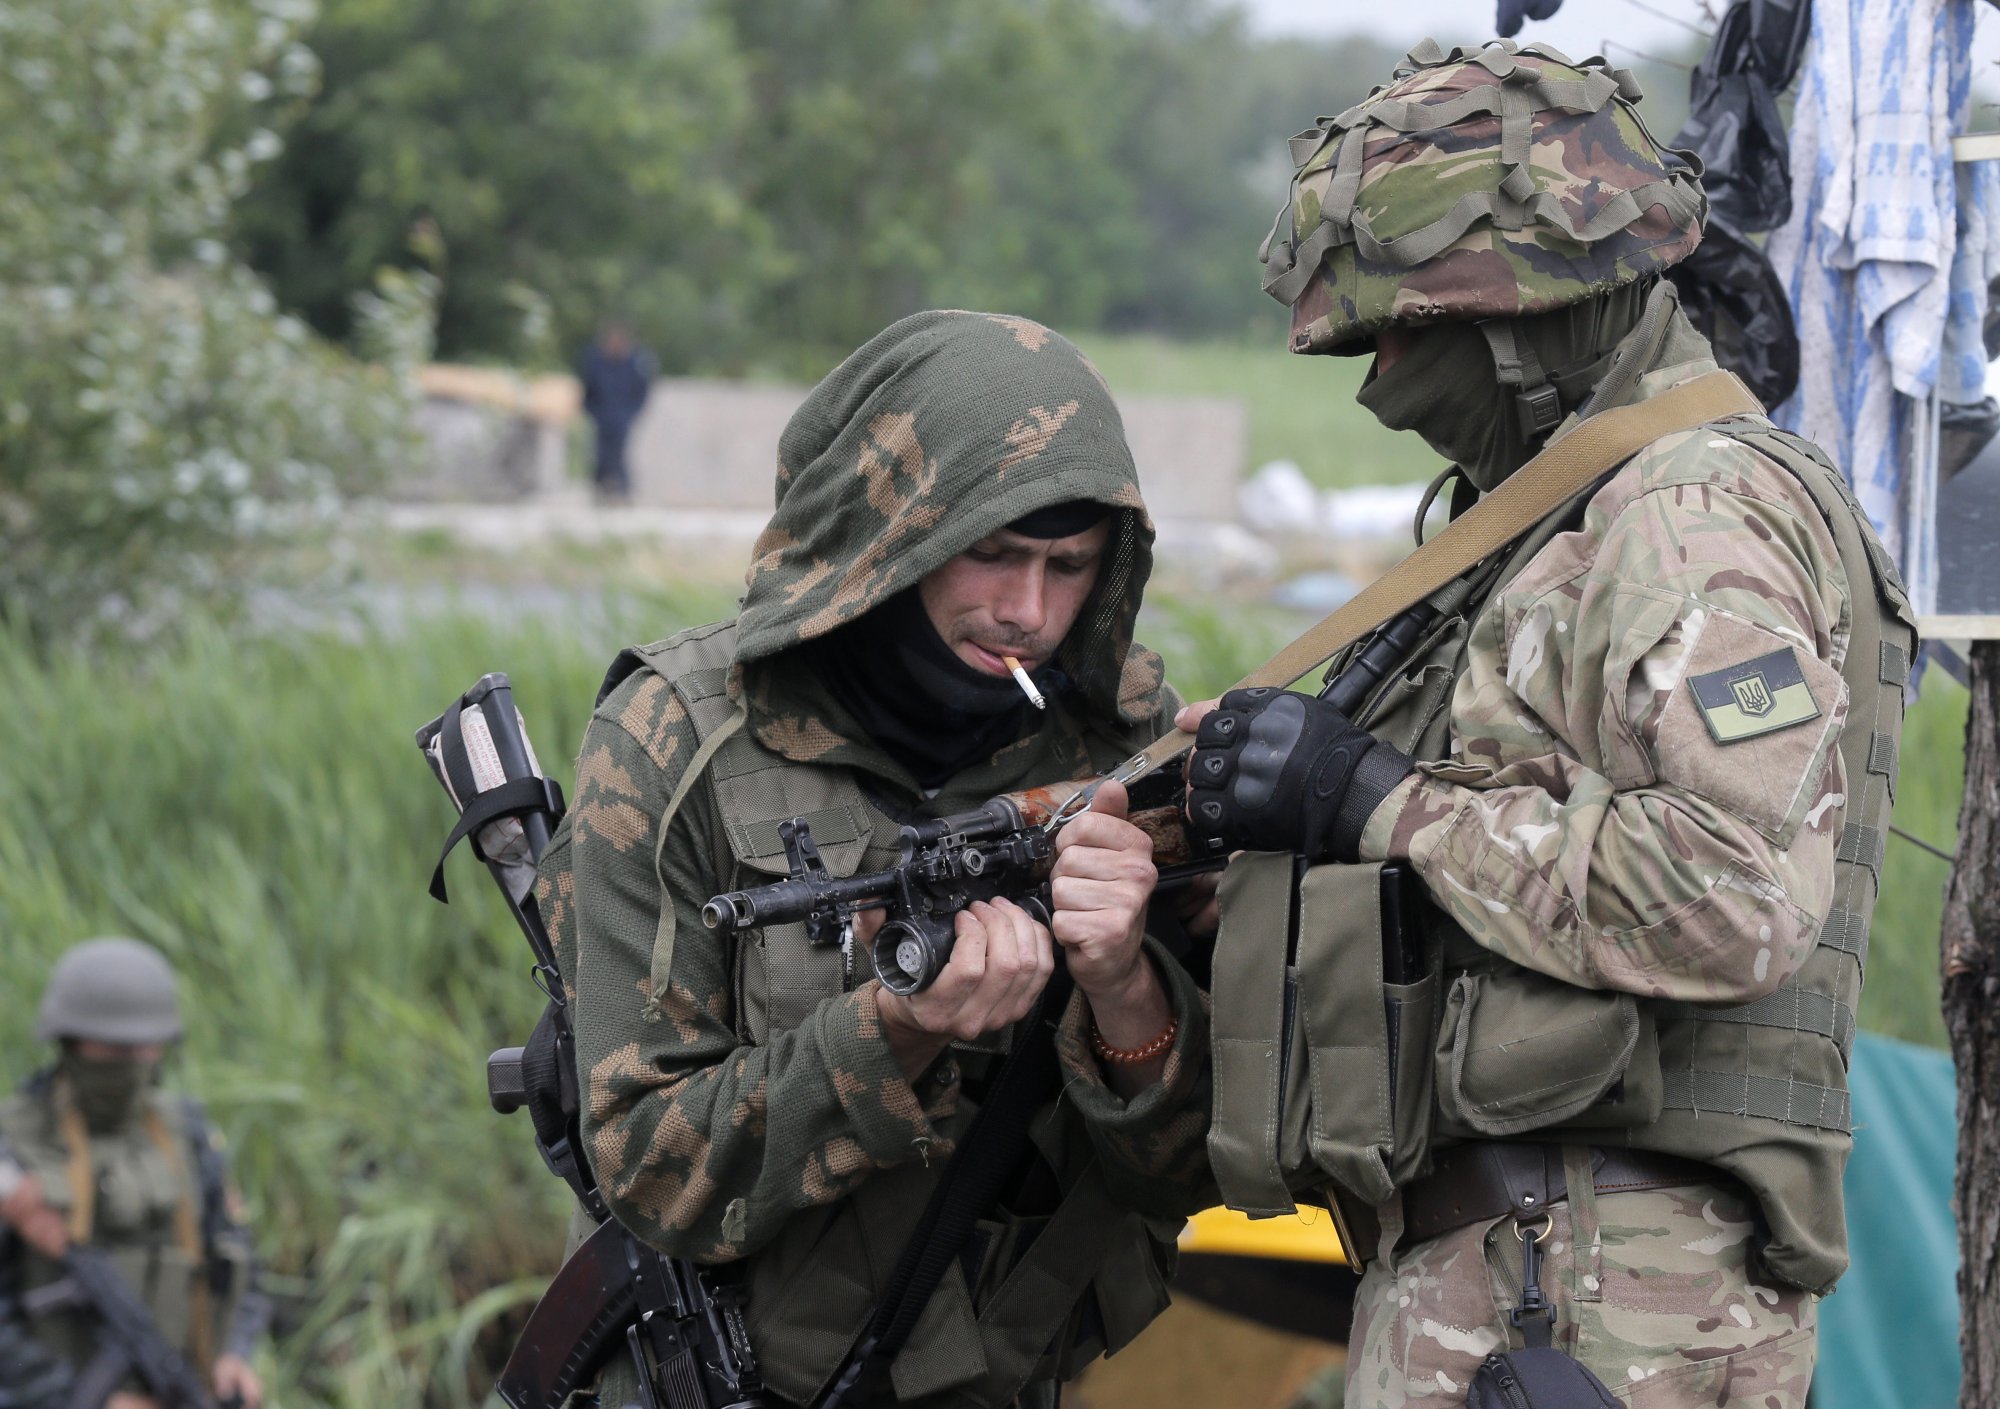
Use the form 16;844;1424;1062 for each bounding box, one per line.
534;313;1211;1398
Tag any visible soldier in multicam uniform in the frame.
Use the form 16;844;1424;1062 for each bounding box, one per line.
1181;41;1914;1408
537;310;1213;1408
0;938;269;1409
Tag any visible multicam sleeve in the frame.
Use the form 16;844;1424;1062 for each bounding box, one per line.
1054;940;1214;1219
1359;440;1852;1005
542;677;959;1265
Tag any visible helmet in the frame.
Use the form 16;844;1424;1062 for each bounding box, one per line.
35;937;183;1045
1260;39;1705;356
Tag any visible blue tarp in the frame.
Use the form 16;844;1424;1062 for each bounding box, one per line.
1815;1032;1962;1409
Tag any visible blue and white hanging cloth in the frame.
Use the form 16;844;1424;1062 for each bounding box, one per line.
1767;0;1986;613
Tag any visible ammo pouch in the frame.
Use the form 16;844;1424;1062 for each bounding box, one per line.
1207;854;1667;1232
1433;970;1661;1140
1208;855;1441;1219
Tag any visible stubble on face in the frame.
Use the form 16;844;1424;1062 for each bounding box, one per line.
918;521;1110;677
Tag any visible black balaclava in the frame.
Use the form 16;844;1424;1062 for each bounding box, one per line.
1356;278;1660;491
60;1049;158;1133
804;500;1108;790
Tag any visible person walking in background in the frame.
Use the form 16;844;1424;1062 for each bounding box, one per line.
577;317;656;504
0;938;270;1409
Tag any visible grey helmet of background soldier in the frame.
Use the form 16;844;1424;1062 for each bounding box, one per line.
1259;38;1706;491
36;937;182;1133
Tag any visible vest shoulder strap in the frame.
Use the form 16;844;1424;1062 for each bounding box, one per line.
602;622;881;1027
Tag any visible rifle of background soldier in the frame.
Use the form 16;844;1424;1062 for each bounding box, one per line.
702;601;1438;990
0;1142;223;1409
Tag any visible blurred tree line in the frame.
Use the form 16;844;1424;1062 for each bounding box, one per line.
234;0;1410;376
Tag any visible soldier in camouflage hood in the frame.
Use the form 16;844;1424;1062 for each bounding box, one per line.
1183;41;1915;1408
537;310;1212;1409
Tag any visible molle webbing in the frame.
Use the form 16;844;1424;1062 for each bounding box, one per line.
1652;422;1915;1133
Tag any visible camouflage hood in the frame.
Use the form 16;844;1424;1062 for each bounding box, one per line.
735;310;1161;726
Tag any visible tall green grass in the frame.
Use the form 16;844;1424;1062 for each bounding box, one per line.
0;594;726;1407
0;600;1966;1403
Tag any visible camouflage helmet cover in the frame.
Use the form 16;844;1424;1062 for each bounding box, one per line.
36;936;183;1045
1261;39;1706;354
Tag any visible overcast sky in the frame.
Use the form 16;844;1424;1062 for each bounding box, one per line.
1238;0;2000;114
1238;0;1705;65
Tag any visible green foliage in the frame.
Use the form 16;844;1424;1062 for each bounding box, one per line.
1862;674;1969;1050
0;0;427;645
0;595;726;1406
234;0;1434;370
234;0;760;369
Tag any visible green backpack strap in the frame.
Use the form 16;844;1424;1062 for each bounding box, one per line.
644;709;746;1020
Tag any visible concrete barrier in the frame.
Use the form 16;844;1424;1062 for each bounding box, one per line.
623;378;1246;522
404;368;1272;583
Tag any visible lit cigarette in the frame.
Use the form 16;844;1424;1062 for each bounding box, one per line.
1003;656;1046;710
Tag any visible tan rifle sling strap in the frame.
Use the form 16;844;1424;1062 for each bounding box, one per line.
1091;370;1766;795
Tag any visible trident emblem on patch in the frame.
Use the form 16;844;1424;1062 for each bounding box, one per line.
1732;673;1774;717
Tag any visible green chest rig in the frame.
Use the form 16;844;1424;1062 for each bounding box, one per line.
586;622;1176;1409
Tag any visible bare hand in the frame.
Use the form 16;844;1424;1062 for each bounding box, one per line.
1174;698;1220;735
874;899;1055;1081
0;1172;70;1259
212;1354;263;1409
105;1395;160;1409
1050;780;1156;998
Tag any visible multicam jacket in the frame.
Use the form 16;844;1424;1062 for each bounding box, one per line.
1358;332;1848;1010
1342;291;1913;1293
536;312;1211;1406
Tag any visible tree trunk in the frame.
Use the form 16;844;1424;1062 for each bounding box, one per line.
1944;638;2000;1409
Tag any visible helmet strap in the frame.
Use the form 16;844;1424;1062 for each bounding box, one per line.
1478;319;1564;439
1479;318;1622;443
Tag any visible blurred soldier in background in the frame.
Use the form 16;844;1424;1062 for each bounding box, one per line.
576;316;656;504
1184;40;1914;1408
539;310;1213;1408
0;938;269;1409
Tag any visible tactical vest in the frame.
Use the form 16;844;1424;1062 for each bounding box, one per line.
0;1082;248;1376
1207;416;1914;1297
589;623;1175;1409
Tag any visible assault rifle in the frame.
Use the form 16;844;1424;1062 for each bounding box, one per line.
0;1142;218;1409
701;764;1221;993
702;602;1441;994
418;674;762;1409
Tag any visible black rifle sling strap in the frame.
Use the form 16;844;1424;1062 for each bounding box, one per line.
820;966;1076;1408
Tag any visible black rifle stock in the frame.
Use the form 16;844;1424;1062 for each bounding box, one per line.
419;673;762;1409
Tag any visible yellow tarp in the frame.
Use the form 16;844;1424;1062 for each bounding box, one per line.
1178;1204;1348;1265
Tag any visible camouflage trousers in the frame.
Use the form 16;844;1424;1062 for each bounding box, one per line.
1345;1177;1817;1408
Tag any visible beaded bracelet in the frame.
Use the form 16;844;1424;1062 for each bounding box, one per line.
1091;1016;1178;1065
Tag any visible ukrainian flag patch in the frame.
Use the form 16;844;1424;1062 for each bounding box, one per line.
1687;647;1821;744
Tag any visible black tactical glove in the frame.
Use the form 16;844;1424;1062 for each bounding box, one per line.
1184;687;1415;863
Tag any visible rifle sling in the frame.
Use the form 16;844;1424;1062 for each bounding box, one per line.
822;967;1076;1407
1104;370;1764;786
